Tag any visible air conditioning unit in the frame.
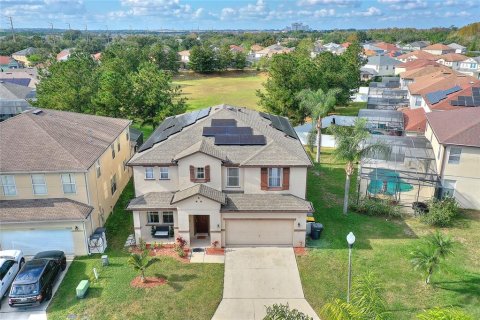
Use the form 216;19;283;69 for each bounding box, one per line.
89;227;107;254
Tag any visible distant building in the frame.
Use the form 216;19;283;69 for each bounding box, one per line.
57;48;73;61
285;22;310;31
363;55;402;76
0;56;20;70
178;50;190;64
422;43;455;56
12;47;37;67
447;43;467;54
254;44;294;59
0;99;33;122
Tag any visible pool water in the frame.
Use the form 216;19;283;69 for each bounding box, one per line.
367;168;414;195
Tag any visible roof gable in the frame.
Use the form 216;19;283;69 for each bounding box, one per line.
171;184;226;204
427;108;480;147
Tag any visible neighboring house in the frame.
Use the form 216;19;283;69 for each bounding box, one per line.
426;107;480;209
364;55;402;76
396;50;437;63
127;105;313;248
254;44;294;59
457;56;479;78
0;109;132;255
178;50;190;64
11;47;37;67
311;43;326;58
0;99;33;121
0;81;36;100
374;42;401;56
362;43;384;55
402;41;430;51
435;53;468;70
447;43;467;54
360;67;378;81
395;59;440;75
0;56;20;70
92;52;102;61
400;107;426;136
249;44;264;54
427;84;480;111
57;48;73;61
229;45;244;53
0;69;38;88
399;64;451;89
422;43;456;56
323;42;345;55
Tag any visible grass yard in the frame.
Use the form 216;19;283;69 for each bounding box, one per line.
174;70;266;111
299;148;480;319
47;181;224;320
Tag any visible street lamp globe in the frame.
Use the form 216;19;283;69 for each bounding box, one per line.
346;232;356;247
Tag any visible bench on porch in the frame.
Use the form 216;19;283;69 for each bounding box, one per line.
151;225;171;238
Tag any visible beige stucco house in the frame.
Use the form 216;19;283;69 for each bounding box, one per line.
0;109;132;255
425;107;480;209
127;105;313;248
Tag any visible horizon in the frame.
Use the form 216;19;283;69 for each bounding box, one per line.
1;0;479;31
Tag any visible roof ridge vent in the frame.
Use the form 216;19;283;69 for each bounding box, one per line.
32;109;43;115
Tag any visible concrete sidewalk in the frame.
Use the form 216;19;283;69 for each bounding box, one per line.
212;247;319;320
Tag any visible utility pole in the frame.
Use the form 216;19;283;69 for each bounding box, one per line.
105;25;109;44
49;22;55;46
66;23;71;42
67;23;71;30
85;24;89;45
9;16;16;42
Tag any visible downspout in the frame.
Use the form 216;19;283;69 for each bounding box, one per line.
83;220;90;255
84;171;95;232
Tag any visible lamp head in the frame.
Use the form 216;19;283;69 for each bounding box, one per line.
346;232;356;247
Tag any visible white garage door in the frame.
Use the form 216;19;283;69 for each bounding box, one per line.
0;229;75;256
225;219;294;246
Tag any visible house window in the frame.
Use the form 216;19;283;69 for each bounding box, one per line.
96;160;101;178
31;174;47;195
437;145;441;160
145;167;154;180
415;96;422;107
196;167;205;179
110;174;117;195
268;168;282;188
61;173;76;194
1;175;17;196
159;167;169;180
442;179;456;198
448;147;462;164
227;168;240;187
111;144;116;159
147;211;160;224
126;131;129;141
117;141;121;152
163;211;174;224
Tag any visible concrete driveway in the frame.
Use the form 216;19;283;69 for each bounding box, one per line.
0;260;72;320
212;247;319;320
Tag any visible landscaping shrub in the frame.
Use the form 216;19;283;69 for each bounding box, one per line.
350;197;402;218
264;304;313;320
421;197;459;227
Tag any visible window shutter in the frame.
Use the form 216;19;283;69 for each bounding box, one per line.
261;168;268;190
282;167;290;190
205;165;210;182
190;165;195;182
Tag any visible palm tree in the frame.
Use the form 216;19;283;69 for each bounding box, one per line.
417;307;473;320
128;248;157;283
297;88;340;163
329;118;390;214
410;232;454;285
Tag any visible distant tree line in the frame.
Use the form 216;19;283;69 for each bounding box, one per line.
188;45;247;73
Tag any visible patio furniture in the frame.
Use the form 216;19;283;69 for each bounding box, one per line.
151;225;170;238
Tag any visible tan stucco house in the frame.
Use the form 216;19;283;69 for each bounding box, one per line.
127;105;313;248
425;107;480;210
0;109;132;255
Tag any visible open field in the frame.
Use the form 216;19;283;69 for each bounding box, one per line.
174;71;266;111
298;148;480;319
47;182;224;320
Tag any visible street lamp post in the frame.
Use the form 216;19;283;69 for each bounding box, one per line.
346;232;356;303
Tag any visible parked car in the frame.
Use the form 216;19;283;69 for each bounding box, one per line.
8;250;66;307
0;250;25;305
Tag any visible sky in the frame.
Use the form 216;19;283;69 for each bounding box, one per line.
1;0;479;31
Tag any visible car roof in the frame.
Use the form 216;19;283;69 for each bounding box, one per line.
0;250;21;260
33;250;64;260
13;259;48;284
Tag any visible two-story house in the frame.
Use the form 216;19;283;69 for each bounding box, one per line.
127;105;313;248
425;107;480;209
0;109;132;255
363;55;402;76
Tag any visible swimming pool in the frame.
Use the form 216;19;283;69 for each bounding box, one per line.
367;168;414;196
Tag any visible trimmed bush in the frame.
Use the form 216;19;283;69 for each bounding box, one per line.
421;197;459;227
350;197;402;218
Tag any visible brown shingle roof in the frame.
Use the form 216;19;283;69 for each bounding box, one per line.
430;85;480;111
222;194;313;212
397;59;440;71
424;43;454;51
171;184;226;204
0;198;93;223
397;50;437;61
426;108;480;148
436;53;468;62
400;65;451;80
173;140;228;161
408;73;477;95
0;109;131;172
401;108;426;133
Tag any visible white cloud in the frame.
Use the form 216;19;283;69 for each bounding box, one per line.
314;8;336;17
345;6;382;17
379;0;428;10
298;0;358;6
2;0;86;25
114;0;202;19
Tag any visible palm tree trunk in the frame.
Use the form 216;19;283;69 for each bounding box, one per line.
426;273;431;284
141;270;146;283
343;162;355;215
316;117;322;163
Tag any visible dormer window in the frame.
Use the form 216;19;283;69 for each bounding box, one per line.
196;167;205;179
190;165;210;183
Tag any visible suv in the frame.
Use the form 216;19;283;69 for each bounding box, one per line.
8;251;66;307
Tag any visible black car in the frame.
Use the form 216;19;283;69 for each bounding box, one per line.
8;250;66;307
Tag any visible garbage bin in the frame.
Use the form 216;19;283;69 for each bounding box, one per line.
101;255;109;266
311;223;324;240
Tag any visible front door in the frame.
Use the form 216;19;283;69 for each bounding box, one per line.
194;215;209;234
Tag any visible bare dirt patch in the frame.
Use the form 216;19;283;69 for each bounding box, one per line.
130;276;167;288
206;248;225;255
294;247;308;256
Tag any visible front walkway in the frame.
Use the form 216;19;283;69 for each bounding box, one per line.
212;247;319;320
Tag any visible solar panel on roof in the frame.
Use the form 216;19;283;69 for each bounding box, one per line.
444;85;461;95
211;119;236;127
278;116;297;138
214;135;266;145
203;126;253;136
465;97;474;106
196;107;210;120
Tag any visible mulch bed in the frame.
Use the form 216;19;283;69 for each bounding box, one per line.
130;245;190;263
206;248;225;255
294;247;307;256
130;276;167;288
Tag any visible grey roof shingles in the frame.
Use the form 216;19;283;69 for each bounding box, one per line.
171;184;226;204
174;139;228;161
367;55;402;67
129;105;311;167
222;193;313;212
0;198;93;223
127;192;176;210
0;109;131;172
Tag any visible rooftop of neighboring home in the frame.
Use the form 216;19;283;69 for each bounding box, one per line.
341;42;351;48
396;50;437;61
447;43;466;50
0;99;33;116
436;53;469;62
256;44;294;57
250;44;264;52
0;81;36;100
363;43;383;51
374;42;400;52
0;108;131;173
92;52;102;61
426;107;480;148
366;55;402;66
400;107;427;133
400;64;452;80
178;50;190;56
56;48;73;61
0;68;38;87
423;43;454;51
397;59;440;71
408;41;430;48
0;56;20;68
12;47;37;57
407;71;476;95
427;85;480;111
128;104;311;167
229;45;244;52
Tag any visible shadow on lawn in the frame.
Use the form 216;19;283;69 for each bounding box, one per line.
434;273;480;300
155;273;197;292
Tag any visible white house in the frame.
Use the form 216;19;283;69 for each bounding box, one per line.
447;43;467;54
364;55;402;76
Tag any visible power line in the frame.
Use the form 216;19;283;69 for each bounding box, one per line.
8;16;16;42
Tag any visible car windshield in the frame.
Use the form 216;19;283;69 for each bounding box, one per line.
11;283;39;296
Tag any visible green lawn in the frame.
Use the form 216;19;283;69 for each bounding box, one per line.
299;149;480;319
173;70;266;111
333;101;365;116
47;181;224;320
